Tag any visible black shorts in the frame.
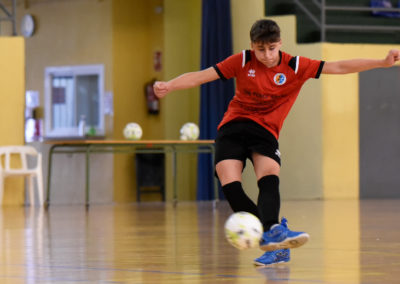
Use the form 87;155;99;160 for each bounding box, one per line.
214;120;281;169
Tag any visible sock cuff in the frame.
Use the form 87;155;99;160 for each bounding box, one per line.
257;175;279;188
222;181;242;190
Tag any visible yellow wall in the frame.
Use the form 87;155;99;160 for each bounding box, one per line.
231;0;265;53
0;37;25;205
112;0;164;142
321;43;400;199
112;0;165;202
163;0;201;201
19;0;113;122
269;16;324;200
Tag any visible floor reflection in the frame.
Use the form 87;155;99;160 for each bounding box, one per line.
256;265;290;283
0;200;399;283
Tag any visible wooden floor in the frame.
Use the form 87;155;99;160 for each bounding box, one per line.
0;199;399;283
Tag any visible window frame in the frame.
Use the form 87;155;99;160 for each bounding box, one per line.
44;64;105;138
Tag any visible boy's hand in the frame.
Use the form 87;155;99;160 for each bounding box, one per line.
383;49;400;67
153;81;170;98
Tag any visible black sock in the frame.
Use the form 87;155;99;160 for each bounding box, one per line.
222;181;259;217
257;175;280;231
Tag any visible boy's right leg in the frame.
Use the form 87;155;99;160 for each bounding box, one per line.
216;159;259;217
221;181;259;217
254;249;290;266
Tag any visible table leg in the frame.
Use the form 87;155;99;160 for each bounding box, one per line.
172;146;177;204
209;145;219;208
85;145;90;206
45;145;56;207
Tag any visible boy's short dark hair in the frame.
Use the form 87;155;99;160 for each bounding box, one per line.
250;19;281;43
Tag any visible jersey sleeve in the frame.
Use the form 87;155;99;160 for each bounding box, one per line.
297;56;325;80
213;52;242;81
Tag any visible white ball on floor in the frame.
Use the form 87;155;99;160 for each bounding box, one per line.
123;122;143;140
180;122;200;140
224;211;263;250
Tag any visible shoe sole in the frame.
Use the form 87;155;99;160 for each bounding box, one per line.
260;233;309;251
253;259;290;266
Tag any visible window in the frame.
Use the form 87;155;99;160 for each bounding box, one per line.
44;65;104;138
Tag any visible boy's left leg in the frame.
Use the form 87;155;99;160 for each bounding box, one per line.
257;174;280;230
252;153;309;253
252;153;281;231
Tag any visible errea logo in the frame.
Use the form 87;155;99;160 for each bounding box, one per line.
248;69;256;77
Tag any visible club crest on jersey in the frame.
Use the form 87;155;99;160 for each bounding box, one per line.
273;73;286;85
248;69;256;77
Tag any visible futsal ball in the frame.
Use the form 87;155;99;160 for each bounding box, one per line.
123;122;143;140
224;212;263;250
180;122;200;140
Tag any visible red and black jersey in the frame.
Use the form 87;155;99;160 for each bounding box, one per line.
214;50;324;139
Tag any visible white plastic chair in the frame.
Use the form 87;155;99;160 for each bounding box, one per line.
0;146;44;206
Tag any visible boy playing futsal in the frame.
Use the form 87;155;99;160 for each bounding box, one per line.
153;19;400;265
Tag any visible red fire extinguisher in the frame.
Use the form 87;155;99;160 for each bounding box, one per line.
145;79;159;114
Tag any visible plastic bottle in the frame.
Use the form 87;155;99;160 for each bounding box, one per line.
78;115;86;137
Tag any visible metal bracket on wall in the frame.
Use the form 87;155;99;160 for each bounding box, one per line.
0;0;17;36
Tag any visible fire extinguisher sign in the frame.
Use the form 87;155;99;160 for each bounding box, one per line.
154;51;162;72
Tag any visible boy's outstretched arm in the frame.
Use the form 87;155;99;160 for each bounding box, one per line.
322;49;400;75
153;67;219;98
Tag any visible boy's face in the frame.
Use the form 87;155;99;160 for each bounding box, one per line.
251;40;282;68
